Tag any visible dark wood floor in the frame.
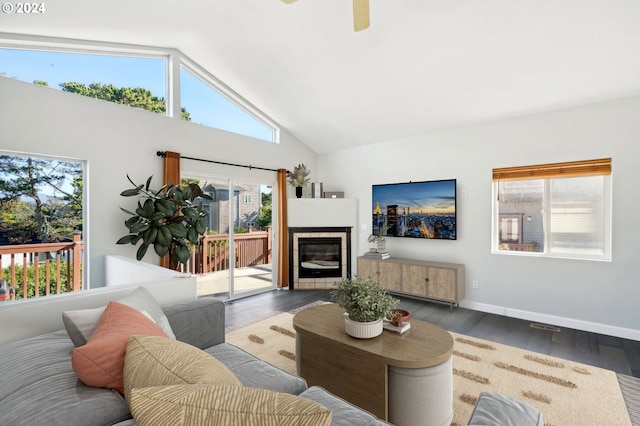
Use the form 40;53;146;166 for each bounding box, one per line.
223;289;640;379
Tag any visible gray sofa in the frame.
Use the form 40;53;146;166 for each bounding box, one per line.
0;296;389;426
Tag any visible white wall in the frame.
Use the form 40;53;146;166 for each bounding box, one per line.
318;96;640;340
0;255;197;344
0;77;317;287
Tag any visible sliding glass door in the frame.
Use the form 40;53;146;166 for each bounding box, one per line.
188;174;275;300
229;179;274;297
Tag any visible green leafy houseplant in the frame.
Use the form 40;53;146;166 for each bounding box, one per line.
330;276;399;322
116;175;212;269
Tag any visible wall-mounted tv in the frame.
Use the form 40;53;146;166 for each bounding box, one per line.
372;179;457;240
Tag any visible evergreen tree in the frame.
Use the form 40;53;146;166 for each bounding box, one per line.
59;82;191;120
0;155;82;243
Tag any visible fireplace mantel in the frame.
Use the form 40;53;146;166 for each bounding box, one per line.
288;198;357;228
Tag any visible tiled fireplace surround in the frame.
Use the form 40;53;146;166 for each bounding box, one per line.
287;198;356;290
288;227;352;290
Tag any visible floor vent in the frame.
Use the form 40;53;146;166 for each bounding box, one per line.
530;323;562;333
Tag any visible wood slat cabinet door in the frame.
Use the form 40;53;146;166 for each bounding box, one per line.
378;261;402;293
357;256;464;309
401;264;429;297
357;257;380;282
426;267;457;302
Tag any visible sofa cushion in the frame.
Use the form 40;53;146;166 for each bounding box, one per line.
299;386;393;426
123;335;241;402
72;301;168;395
162;296;225;349
0;330;131;426
130;384;332;426
205;342;308;395
467;391;544;426
63;286;176;346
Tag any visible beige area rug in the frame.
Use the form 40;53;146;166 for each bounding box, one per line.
226;312;631;426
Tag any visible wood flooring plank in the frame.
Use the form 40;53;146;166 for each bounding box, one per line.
443;309;486;335
623;339;640;375
485;315;521;344
466;312;503;340
599;344;633;376
504;318;534;350
526;328;553;356
573;330;602;368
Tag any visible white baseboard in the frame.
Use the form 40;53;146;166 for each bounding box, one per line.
460;300;640;342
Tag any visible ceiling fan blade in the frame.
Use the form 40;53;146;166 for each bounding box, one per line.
281;0;298;3
353;0;370;31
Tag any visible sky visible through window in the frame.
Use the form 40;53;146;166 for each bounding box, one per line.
180;67;273;141
0;48;273;141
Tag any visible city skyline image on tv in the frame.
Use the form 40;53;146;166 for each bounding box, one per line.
372;179;457;240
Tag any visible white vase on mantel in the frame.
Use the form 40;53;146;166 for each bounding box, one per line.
343;312;383;339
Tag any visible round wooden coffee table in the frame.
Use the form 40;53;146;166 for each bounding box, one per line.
293;303;454;426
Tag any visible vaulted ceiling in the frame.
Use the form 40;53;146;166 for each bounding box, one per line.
2;0;640;153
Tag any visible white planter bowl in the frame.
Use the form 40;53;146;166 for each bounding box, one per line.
343;313;383;339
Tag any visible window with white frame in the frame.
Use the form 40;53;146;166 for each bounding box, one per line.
180;64;276;142
0;151;86;300
0;48;168;115
0;38;279;143
492;158;612;261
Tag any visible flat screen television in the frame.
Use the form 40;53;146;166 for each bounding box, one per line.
372;179;457;240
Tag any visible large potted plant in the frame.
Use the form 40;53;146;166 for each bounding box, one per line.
330;276;399;338
287;163;311;198
116;175;212;270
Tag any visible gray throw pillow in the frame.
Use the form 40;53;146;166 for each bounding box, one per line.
62;286;176;346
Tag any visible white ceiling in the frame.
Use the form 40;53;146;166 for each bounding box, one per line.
2;0;640;153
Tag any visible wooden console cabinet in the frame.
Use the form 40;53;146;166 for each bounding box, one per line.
357;256;465;310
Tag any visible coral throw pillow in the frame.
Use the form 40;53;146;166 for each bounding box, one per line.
72;301;168;395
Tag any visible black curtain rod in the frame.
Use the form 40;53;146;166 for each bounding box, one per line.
156;151;280;173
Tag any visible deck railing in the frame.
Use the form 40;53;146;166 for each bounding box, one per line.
0;232;84;300
185;229;272;275
0;229;271;301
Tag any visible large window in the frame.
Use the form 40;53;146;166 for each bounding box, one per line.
492;158;612;261
0;152;86;300
0;37;279;142
0;48;167;114
180;65;275;142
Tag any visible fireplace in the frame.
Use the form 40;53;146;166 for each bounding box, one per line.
288;227;352;290
298;237;342;279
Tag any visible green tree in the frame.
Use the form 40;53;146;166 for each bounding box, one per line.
257;191;272;230
0;155;82;243
0;199;37;243
59;82;191;121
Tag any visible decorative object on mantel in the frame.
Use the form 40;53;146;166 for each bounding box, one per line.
116;175;211;270
330;276;399;339
323;191;344;199
287;163;311;198
310;182;323;198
